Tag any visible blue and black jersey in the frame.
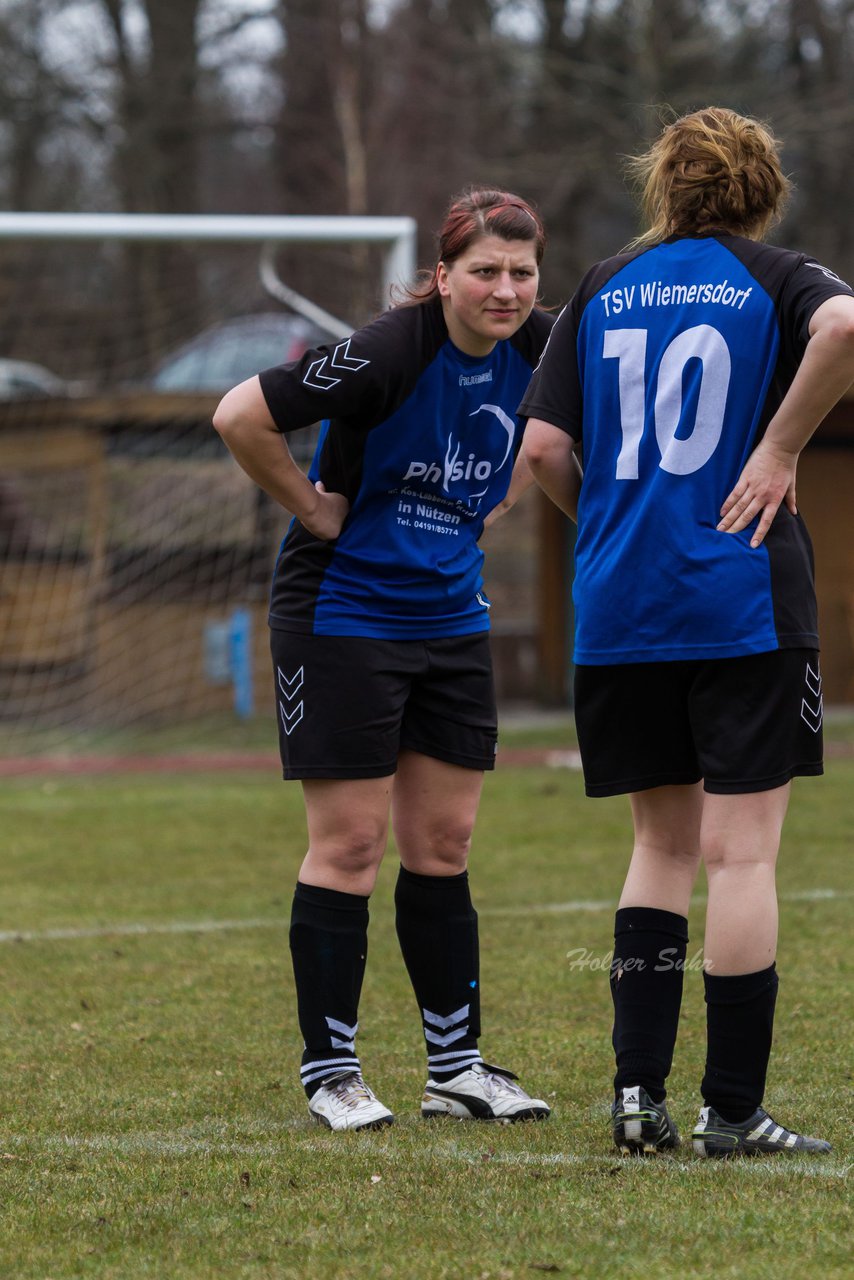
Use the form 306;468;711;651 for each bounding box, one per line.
520;234;853;664
259;295;553;638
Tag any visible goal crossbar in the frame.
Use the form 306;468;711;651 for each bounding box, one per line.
0;212;418;301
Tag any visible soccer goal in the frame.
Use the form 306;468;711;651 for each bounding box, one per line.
0;213;417;754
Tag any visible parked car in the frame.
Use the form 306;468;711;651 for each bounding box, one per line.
0;358;69;400
150;313;335;393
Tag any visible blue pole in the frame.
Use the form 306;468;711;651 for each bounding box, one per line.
230;608;254;719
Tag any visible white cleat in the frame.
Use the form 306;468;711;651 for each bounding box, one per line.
421;1062;551;1123
308;1072;394;1131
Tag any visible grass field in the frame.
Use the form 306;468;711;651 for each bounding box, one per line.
1;719;851;1279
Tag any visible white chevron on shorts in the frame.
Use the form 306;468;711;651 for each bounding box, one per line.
279;700;304;736
278;665;304;699
801;661;823;732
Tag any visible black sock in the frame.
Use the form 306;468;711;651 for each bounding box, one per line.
611;906;689;1104
702;964;778;1123
395;865;482;1082
289;881;369;1097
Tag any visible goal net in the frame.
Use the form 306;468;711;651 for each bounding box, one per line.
0;216;411;754
0;214;553;760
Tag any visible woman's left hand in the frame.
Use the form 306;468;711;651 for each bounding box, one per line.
717;438;799;548
302;481;350;542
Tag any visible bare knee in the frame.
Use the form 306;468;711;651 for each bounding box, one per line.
635;835;701;874
316;825;386;874
701;789;788;878
397;818;474;875
702;830;777;877
302;822;388;894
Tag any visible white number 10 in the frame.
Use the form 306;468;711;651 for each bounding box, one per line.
603;324;731;478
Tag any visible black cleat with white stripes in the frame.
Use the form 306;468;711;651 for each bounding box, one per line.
692;1105;832;1157
611;1085;681;1155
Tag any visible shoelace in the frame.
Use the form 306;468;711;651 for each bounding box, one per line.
477;1069;527;1101
328;1074;373;1109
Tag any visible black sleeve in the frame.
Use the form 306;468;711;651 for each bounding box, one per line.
517;299;583;439
257;303;442;434
517;252;641;440
778;256;854;352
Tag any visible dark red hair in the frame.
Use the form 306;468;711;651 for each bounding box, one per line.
399;185;545;304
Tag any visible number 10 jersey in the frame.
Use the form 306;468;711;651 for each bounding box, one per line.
519;233;853;664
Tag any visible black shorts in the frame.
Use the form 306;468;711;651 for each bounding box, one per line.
574;649;824;797
270;629;498;780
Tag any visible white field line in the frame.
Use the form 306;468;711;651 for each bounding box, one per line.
1;1132;848;1178
484;887;854;917
444;1145;850;1180
0;888;849;946
0;917;288;944
4;1130;304;1157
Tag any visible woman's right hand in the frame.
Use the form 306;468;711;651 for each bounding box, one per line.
301;481;350;542
717;438;798;548
214;377;351;541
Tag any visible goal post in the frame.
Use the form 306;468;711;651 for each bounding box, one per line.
0;212;418;342
0;211;417;301
0;211;552;754
0;212;419;753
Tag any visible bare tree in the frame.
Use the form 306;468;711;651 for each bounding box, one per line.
0;0;851;375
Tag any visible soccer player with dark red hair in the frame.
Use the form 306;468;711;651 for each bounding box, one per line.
522;107;854;1157
214;187;553;1130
